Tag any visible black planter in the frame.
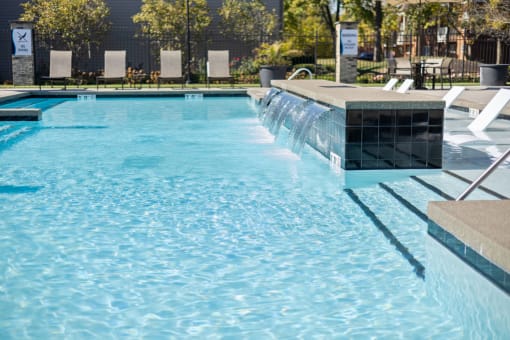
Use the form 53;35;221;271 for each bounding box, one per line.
259;65;287;87
480;64;509;86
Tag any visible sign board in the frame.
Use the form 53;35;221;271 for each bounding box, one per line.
340;29;358;56
12;28;32;56
437;27;448;43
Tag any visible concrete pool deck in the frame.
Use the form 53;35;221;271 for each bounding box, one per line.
1;84;510;285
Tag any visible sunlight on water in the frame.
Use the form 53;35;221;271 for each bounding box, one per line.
0;96;507;338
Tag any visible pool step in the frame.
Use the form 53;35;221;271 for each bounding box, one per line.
378;177;449;219
0;108;41;121
442;170;508;200
345;185;427;279
343;170;500;280
0;97;67;111
378;182;428;222
0;124;12;134
375;172;501;225
28;98;67;111
412;171;501;201
0;126;33;149
0;97;45;108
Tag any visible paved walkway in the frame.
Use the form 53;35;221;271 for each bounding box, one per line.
0;90;30;102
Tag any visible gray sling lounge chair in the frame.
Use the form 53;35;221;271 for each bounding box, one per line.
96;50;126;90
158;50;184;88
40;50;72;90
207;50;234;88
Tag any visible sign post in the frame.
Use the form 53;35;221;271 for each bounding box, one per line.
10;21;35;85
336;22;358;84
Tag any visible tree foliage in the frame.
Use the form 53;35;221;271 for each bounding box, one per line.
342;0;386;60
285;0;339;38
217;0;277;44
132;0;211;50
342;0;402;36
283;0;336;56
401;3;448;31
20;0;111;57
465;0;510;41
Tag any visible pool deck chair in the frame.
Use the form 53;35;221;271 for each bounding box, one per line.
468;89;510;131
387;58;413;79
158;50;184;89
382;78;399;91
207;50;234;88
442;86;465;110
39;50;72;90
96;50;126;90
396;79;414;93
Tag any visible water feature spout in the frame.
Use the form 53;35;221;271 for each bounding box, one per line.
261;91;306;139
260;88;281;111
289;103;331;154
259;89;330;154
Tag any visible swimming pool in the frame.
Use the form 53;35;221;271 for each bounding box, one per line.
0;96;508;338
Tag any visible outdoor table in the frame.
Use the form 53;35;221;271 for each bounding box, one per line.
412;61;436;90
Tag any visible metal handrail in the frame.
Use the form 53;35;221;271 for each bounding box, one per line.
288;68;313;80
456;148;510;201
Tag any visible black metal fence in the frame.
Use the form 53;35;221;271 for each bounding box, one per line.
1;27;509;86
29;28;337;85
355;31;510;84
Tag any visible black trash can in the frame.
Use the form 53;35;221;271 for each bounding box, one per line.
480;64;509;86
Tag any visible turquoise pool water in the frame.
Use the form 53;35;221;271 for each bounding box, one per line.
0;97;508;338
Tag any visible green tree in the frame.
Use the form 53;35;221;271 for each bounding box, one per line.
401;3;459;57
285;0;339;42
20;0;110;60
342;0;387;61
218;0;277;44
465;0;510;63
132;0;211;50
284;0;336;56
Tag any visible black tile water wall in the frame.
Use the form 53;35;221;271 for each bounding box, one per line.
344;107;443;170
304;106;444;170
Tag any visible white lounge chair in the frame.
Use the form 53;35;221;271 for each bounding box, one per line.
382;78;399;91
396;79;414;93
40;50;72;90
442;86;465;110
96;50;126;90
158;50;184;88
468;89;510;131
207;50;234;88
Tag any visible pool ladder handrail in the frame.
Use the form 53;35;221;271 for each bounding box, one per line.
288;68;313;80
456;148;510;201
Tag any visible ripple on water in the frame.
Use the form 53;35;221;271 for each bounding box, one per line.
0;97;488;338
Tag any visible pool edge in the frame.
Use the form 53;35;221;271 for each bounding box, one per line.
427;200;510;294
